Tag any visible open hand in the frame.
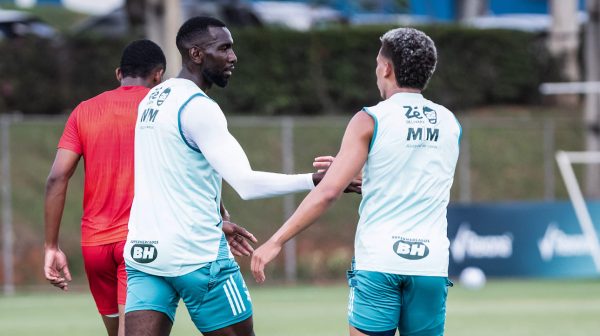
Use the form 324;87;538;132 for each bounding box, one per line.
44;247;72;291
251;239;283;283
313;156;335;173
223;221;258;257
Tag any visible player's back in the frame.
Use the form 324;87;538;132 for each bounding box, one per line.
59;86;149;246
355;92;461;276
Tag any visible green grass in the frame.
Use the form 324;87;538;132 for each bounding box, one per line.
1;280;599;335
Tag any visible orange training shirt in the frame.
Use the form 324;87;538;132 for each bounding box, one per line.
58;86;150;246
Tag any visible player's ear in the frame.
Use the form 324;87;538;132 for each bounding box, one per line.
153;68;165;84
115;67;123;82
384;61;393;78
189;45;204;65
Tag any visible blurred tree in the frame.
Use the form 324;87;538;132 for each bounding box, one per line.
124;0;181;78
548;0;580;96
125;0;146;36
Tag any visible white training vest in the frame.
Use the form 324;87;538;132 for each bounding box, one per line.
125;78;231;276
355;92;461;276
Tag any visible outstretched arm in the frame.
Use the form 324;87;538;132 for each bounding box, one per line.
251;111;374;283
181;100;315;200
44;148;80;290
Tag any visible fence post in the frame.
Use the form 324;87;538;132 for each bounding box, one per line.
281;117;297;282
544;118;556;200
1;115;14;295
458;117;471;203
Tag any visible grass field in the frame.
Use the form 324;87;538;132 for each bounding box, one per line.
1;280;599;336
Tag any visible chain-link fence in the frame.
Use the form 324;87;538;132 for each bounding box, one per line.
0;113;586;292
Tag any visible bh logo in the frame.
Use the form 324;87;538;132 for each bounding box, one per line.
393;240;429;260
131;244;158;263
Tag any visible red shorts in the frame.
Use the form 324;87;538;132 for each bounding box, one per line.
81;241;126;315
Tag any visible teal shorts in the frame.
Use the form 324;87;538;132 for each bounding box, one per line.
126;259;252;332
347;266;452;336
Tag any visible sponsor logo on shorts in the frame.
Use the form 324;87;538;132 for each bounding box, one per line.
393;238;430;260
130;244;158;263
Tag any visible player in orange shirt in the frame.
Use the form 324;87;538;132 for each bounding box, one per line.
43;40;256;336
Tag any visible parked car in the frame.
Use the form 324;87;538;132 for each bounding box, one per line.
72;0;261;37
251;1;345;31
464;13;588;33
0;9;57;40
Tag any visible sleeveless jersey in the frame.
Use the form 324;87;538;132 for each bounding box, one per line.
355;92;461;276
125;78;231;276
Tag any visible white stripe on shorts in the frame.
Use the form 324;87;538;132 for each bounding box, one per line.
226;279;243;314
348;287;355;316
229;275;246;312
223;284;238;316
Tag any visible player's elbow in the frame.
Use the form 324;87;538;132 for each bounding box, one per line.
318;187;342;205
233;185;264;201
45;172;69;191
238;190;256;201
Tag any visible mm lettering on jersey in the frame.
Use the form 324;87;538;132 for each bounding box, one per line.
140;108;159;123
131;244;158;263
407;127;439;141
393;240;430;260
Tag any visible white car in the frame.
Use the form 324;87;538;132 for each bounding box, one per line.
465;13;588;33
251;1;345;31
0;9;56;40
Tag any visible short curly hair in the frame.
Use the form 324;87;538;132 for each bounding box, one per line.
380;28;437;90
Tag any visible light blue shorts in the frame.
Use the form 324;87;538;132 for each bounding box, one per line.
347;266;452;336
126;259;252;332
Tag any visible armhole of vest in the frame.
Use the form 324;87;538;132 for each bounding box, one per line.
362;107;378;153
452;113;462;145
178;92;213;153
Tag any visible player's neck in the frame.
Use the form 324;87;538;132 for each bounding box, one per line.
384;86;421;99
120;77;147;87
178;67;211;92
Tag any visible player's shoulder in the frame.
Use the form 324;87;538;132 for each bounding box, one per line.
421;96;451;113
421;97;461;130
71;88;118;114
421;97;456;118
159;78;217;106
362;96;399;119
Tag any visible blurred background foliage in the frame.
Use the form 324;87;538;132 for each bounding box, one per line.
0;25;561;115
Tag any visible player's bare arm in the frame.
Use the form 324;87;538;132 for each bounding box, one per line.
251;111;374;283
313;156;363;191
44;148;81;290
